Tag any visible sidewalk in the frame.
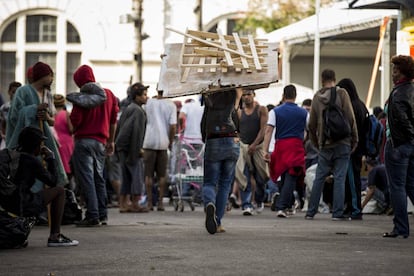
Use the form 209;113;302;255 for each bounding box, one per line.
1;206;413;276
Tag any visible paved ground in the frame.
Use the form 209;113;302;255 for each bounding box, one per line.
1;205;413;276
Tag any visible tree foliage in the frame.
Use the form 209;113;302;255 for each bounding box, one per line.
235;0;333;34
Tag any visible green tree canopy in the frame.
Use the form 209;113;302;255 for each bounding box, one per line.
236;0;333;34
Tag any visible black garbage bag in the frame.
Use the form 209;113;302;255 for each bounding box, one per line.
0;209;36;249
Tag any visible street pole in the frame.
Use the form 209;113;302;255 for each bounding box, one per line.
133;0;143;82
197;0;203;31
313;0;320;92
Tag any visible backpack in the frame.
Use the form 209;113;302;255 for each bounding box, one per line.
323;87;351;144
364;114;384;158
0;148;20;196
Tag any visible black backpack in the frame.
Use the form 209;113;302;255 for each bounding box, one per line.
0;149;20;197
323;87;351;145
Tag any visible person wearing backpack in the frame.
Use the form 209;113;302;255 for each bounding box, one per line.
383;55;414;239
305;69;358;220
337;78;369;220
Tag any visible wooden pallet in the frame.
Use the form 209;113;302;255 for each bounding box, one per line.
167;27;269;83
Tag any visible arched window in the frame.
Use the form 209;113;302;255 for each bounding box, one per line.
0;14;81;100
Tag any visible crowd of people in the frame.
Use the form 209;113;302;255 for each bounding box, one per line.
1;54;414;248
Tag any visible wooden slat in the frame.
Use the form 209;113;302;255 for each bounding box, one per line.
217;29;233;67
232;32;249;69
187;29;268;44
210;57;217;72
248;34;262;71
197;56;206;73
181;63;222;68
181;56;195;82
193;48;224;57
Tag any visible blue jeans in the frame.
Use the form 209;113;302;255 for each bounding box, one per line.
276;171;297;211
240;165;252;209
384;140;414;236
203;137;240;226
307;144;351;218
239;164;266;209
72;138;107;220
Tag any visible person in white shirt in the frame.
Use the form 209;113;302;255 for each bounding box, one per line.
143;90;177;211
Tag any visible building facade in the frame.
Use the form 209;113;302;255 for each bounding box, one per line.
0;0;249;100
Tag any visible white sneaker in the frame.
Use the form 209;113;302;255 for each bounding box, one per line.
277;210;288;218
256;202;264;214
242;207;253;216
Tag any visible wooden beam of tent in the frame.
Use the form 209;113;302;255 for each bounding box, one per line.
366;16;389;107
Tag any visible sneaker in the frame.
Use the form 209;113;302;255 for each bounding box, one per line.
349;213;363;220
76;218;101;227
229;194;240;209
99;217;108;226
332;216;348;221
205;203;217;234
256;202;264;214
270;193;279;211
286;208;296;216
277;210;288;218
304;215;314;220
47;234;79;247
217;225;226;233
242;207;253;216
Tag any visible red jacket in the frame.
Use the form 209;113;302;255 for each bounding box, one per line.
270;137;305;182
70;65;119;144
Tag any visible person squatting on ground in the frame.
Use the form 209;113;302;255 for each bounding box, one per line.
361;157;391;214
69;65;119;227
305;69;358;220
383;55;414;239
263;84;308;218
234;89;269;215
337;78;369;220
201;87;242;234
142;89;177;211
115;82;149;213
9;126;78;247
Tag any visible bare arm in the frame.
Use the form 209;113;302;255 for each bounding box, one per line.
263;125;274;162
168;124;177;150
105;123;117;156
361;186;376;209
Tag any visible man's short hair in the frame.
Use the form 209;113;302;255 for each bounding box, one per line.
8;81;21;93
321;69;336;83
130;82;149;98
242;89;255;96
302;98;312;107
283;84;296;100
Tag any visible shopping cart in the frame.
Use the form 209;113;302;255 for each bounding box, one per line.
169;136;204;212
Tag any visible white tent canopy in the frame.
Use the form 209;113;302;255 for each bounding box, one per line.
260;7;400;108
254;82;314;107
262;8;399;45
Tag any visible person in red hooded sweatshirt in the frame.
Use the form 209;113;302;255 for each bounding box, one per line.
68;65;119;227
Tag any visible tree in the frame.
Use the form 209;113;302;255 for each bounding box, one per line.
235;0;334;34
